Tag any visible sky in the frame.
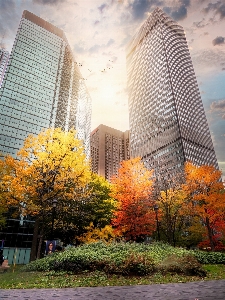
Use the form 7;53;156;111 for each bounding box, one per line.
0;0;225;175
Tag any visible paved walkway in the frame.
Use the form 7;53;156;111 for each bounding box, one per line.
1;280;225;299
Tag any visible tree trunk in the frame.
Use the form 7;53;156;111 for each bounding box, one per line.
206;216;215;251
172;221;176;247
37;227;44;259
30;217;40;261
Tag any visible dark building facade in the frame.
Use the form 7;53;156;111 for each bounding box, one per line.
0;11;91;158
127;7;218;177
91;124;130;180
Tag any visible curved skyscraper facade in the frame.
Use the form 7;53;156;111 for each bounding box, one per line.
127;7;218;177
0;11;91;158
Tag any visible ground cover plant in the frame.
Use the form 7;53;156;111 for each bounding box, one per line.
192;250;225;264
1;265;225;289
1;242;225;289
22;242;208;276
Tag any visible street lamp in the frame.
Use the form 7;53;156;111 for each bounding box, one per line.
51;198;58;240
154;204;160;241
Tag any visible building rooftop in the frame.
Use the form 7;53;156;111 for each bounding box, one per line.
22;10;68;43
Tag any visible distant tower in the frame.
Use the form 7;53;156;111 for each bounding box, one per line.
0;49;9;88
91;124;130;180
0;11;91;157
127;7;218;177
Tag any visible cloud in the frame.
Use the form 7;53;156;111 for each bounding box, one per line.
210;99;225;111
120;34;132;47
191;49;225;73
89;44;101;54
0;0;15;9
116;87;128;95
88;39;114;54
74;44;86;54
98;3;108;14
171;6;187;20
210;99;225;119
102;53;118;63
129;0;163;21
0;0;21;50
94;20;100;25
107;39;115;47
130;0;151;20
193;18;208;28
33;0;65;5
163;0;190;21
212;36;225;46
203;1;225;20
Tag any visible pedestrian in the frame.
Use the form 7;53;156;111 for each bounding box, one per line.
46;240;56;255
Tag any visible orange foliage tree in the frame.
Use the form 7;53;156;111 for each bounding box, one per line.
198;210;225;251
111;157;156;241
184;162;225;251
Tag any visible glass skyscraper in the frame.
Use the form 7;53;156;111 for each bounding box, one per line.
0;10;91;157
127;7;218;177
0;49;9;88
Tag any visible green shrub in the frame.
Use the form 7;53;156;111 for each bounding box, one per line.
120;253;155;275
192;250;225;264
23;241;212;277
158;254;206;277
22;252;57;271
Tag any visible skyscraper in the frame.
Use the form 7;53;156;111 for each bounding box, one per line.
91;124;130;180
0;49;9;88
127;7;218;177
0;11;91;157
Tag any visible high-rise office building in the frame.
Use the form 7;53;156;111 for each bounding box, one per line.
0;49;9;88
127;7;218;177
91;124;130;180
0;11;91;157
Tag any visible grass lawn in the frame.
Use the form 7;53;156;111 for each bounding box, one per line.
0;264;225;289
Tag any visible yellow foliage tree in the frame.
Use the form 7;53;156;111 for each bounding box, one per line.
78;222;116;244
0;128;91;259
0;162;8;228
157;187;188;246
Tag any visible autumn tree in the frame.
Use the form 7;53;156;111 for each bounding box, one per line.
111;157;156;241
0;162;7;228
157;187;190;246
0;165;8;229
54;173;116;245
184;162;225;251
198;210;225;251
0;155;34;227
0;128;91;259
180;215;206;249
78;223;116;244
152;171;187;245
84;173;116;228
